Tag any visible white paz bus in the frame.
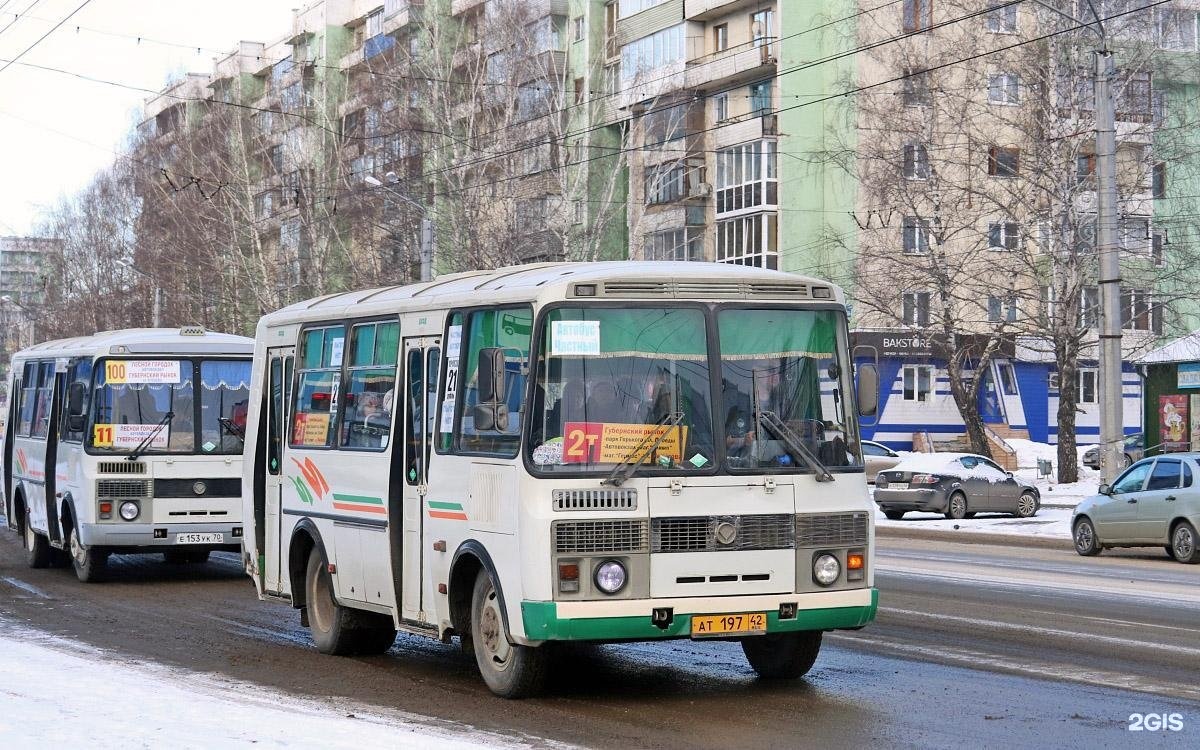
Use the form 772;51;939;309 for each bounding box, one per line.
3;327;254;582
241;262;881;697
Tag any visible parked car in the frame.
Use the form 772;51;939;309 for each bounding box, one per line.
1082;433;1143;470
1072;455;1200;563
862;440;903;482
874;453;1040;520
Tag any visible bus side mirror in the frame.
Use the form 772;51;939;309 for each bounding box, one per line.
856;363;879;418
473;403;509;432
66;382;88;431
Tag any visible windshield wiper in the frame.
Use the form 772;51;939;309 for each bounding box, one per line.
218;417;245;443
757;410;834;482
602;411;685;487
127;411;175;461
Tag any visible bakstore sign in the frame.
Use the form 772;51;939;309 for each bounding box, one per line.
851;331;1015;359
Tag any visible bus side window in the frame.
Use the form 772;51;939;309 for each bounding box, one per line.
17;362;37;436
290;325;345;449
454;307;531;455
340;321;398;451
31;361;55;439
405;348;423;484
425;347;439;473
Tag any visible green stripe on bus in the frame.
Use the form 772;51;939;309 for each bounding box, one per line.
427;501;464;511
331;493;383;505
521;589;879;641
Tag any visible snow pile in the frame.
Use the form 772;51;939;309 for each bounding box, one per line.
874;506;1075;540
887;453;963;474
0;621;566;750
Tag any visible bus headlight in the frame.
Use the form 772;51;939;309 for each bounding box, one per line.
813;553;840;586
594;560;627;594
119;501;140;521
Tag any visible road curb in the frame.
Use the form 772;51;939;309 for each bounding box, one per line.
876;525;1075;550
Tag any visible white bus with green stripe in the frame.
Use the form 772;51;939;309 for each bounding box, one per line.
241;262;881;698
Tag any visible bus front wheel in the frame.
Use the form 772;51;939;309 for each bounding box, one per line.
470;569;548;698
742;631;822;679
303;549;395;656
67;525;108;583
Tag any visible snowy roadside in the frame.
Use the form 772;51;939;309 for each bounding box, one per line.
0;619;572;750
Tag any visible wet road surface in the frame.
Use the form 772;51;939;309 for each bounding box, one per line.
0;524;1196;749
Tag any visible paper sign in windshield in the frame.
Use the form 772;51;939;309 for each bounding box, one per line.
562;421;688;464
550;321;600;356
105;360;181;384
94;423;169;449
292;413;332;446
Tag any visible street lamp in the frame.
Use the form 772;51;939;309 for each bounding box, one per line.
1031;1;1122;482
116;260;162;328
364;172;434;283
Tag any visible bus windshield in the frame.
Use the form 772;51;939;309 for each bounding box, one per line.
89;358;251;455
718;308;862;472
528;307;715;474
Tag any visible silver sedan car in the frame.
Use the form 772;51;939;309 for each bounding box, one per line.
1072;454;1200;563
875;453;1040;520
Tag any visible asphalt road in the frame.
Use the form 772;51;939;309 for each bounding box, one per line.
0;522;1196;749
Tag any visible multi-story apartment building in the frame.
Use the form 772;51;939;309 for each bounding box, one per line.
0;235;59;400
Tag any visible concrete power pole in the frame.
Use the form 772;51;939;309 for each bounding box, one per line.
1093;50;1124;484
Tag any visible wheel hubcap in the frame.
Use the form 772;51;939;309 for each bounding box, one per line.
1076;523;1093;551
952;497;965;516
1175;527;1194;559
310;567;334;633
70;531;86;565
25;520;35;552
479;588;512;670
1019;495;1035;516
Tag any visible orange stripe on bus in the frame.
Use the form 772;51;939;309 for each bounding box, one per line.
428;510;469;520
332;502;388;514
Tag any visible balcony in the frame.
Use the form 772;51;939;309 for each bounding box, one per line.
686;38;777;90
365;33;396;60
451;0;485;15
452;39;483;71
684;0;762;22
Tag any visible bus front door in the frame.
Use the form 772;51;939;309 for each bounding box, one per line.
264;347;294;593
396;337;440;624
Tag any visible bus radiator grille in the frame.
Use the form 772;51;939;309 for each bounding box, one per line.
97;461;147;474
96;479;153;500
651;514;795;553
795;513;869;547
553;520;649;554
552;488;637;512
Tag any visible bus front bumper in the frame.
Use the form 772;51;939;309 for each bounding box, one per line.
79;522;243;551
521;588;878;642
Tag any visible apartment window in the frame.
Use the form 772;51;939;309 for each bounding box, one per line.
716;140;777;215
644;227;703;261
749;80;771;115
987;295;1018;323
255;190;276;219
1075;153;1096;182
1078;369;1097;404
1158;7;1197;51
258;111;274;135
903;291;931;326
903;0;932;32
605;1;618;58
645;161;698;205
1153;232;1166;267
1153;161;1167;199
903;70;930;106
281;82;303;112
714;23;728;52
366;9;384;38
988;73;1019;105
1118;71;1152;120
1080;287;1099;328
573;16;585;43
716;212;778;268
988;146;1020;177
986;3;1017;33
641;100;690;144
902;216;934;254
714;92;729;122
268;144;284;173
618;0;668;18
751;9;774;47
620;24;684;84
998;362;1018;395
527;15;567;53
1121;217;1151;253
903;143;930;179
902;365;933;402
574;77;585;105
1121;288;1159;331
988;221;1020;251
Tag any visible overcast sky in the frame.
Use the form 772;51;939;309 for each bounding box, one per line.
0;0;300;235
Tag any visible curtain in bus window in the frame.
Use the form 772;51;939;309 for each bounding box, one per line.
457;307;532;454
90;364;196;453
340;321;399;450
200;360;253;454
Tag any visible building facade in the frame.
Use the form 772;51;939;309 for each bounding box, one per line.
0;235;59;402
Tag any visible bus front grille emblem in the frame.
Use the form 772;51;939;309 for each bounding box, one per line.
714;521;738;546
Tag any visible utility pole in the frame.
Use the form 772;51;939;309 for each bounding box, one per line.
1093;50;1124;484
420;217;433;283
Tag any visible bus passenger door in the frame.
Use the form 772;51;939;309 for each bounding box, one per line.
264;347;294;593
397;337;440;623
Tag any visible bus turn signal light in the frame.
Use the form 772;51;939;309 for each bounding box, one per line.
847;553;864;570
558;562;580;593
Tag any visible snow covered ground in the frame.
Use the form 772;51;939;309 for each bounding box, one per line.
0;619;568;750
873;440;1103;542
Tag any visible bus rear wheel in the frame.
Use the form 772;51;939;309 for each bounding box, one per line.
303;549;395;656
24;511;52;569
470;569;548;699
67;525;108;583
742;631;823;679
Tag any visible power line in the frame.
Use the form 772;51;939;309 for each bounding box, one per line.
0;0;91;76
